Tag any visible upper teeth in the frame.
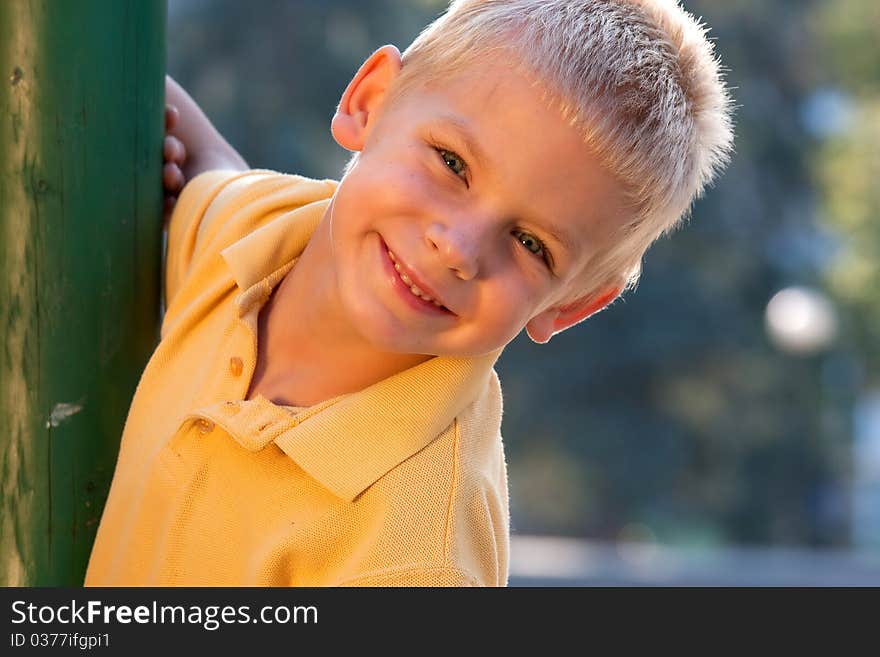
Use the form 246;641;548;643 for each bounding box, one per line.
388;250;443;307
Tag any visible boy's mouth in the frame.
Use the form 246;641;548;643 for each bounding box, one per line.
381;241;453;314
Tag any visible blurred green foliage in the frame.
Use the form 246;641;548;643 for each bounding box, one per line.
167;0;877;548
810;0;880;383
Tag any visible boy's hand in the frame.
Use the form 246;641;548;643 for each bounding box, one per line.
161;75;249;226
163;104;188;224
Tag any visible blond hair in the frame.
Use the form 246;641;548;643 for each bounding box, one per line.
375;0;734;299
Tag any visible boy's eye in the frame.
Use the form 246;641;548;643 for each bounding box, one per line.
514;230;550;263
438;148;467;179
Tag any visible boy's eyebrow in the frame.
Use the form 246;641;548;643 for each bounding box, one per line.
438;114;580;260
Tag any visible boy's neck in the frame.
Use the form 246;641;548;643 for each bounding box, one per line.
245;218;432;407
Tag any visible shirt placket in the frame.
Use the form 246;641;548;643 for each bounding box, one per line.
160;278;268;478
184;276;291;453
191;396;300;453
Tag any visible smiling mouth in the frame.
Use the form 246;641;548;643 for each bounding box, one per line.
386;249;450;311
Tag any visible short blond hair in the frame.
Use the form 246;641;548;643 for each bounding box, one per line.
378;0;734;298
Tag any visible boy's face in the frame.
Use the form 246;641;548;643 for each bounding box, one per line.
327;47;630;357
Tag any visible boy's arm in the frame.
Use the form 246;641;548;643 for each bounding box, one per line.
164;74;249;183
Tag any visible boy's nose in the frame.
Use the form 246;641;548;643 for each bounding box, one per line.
424;221;480;281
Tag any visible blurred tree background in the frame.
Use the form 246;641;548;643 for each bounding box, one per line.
167;0;880;550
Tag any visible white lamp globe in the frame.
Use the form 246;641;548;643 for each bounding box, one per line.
765;286;838;355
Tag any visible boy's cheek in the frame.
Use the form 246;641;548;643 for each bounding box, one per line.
348;158;401;203
364;144;434;192
481;303;540;350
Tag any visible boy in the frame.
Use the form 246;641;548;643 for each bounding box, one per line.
86;0;732;586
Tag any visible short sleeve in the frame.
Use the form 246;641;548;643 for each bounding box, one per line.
163;169;268;311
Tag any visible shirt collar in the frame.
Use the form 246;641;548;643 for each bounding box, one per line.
273;349;501;502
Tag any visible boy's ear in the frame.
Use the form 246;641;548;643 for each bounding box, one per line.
331;45;402;152
525;285;622;344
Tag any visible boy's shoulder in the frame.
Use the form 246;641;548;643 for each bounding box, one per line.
170;167;336;267
163;169;337;316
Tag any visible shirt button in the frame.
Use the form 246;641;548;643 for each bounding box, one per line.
229;356;244;377
195;418;215;434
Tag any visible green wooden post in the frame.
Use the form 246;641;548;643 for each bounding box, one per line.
0;1;166;585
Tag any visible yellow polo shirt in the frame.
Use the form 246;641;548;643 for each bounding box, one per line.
84;169;510;586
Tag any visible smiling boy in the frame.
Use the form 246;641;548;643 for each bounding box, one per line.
86;0;732;586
